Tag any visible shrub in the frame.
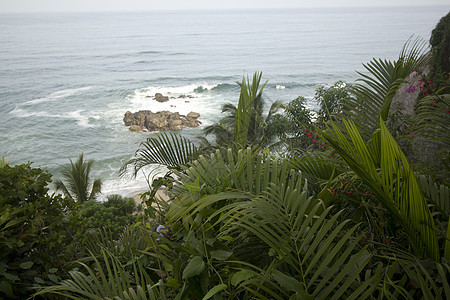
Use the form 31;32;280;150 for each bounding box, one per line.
0;163;77;299
77;194;142;239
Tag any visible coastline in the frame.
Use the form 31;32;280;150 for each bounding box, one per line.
130;188;170;206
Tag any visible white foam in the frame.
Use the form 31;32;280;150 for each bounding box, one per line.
67;110;93;128
276;85;286;90
10;107;92;128
125;83;221;117
136;83;219;96
24;86;93;105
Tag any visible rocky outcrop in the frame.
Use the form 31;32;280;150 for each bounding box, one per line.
391;66;430;115
154;93;169;102
123;110;201;132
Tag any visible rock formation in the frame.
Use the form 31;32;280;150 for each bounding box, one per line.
153;93;169;102
123;110;201;132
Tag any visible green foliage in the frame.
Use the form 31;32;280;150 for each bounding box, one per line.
148;147;377;298
430;11;450;90
315;80;351;122
120;132;200;178
77;194;142;239
280;96;320;152
204;72;284;149
54;153;102;203
0;163;77;299
344;37;429;139
33;249;164;299
0;155;10;168
413;94;450;182
233;71;268;148
321;118;439;260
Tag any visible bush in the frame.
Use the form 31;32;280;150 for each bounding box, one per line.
0;163;77;299
314;80;350;122
77;194;142;239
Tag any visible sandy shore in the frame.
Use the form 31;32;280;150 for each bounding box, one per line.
131;188;170;206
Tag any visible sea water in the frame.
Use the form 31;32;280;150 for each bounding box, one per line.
0;6;447;198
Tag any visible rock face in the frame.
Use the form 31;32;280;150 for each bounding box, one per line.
123;110;201;132
391;66;430;115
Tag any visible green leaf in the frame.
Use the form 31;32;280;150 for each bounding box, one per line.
272;270;303;293
289;291;314;300
220;235;233;242
231;270;253;286
48;267;58;273
166;278;179;288
210;250;232;261
202;283;227;300
34;276;45;284
19;261;34;269
4;273;19;282
47;274;59;283
182;256;205;279
184;177;201;194
159;244;171;251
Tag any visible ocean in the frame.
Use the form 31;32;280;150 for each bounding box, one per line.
0;6;447;198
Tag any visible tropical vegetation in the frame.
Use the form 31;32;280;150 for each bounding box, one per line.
53;153;102;203
1;11;449;300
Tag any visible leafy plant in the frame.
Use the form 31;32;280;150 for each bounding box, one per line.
321;118;439;260
54;153;102;203
204;72;284;149
33;249;165;299
0;163;77;299
77;194;142;240
315;80;351;122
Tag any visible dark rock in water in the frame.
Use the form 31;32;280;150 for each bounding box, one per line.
153;93;169;102
123;110;201;132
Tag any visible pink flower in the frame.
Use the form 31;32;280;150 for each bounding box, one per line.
406;85;416;93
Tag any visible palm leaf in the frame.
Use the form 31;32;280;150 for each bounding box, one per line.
33;250;161;299
414;94;450;151
211;182;378;298
233;72;268;148
321;118;439;260
166;146;379;298
120;132;199;177
343;37;429;139
54;153;102;203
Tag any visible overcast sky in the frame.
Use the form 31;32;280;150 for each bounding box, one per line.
1;0;448;13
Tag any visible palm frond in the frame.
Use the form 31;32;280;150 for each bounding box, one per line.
120;132;199;177
415;94;450;147
343;37;429;139
54;153;101;203
211;182;378;298
418;174;449;216
33;250;162;299
233;72;268;148
165;147;379;298
321;118;439;260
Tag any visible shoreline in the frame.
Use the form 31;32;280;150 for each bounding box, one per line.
130;188;170;206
